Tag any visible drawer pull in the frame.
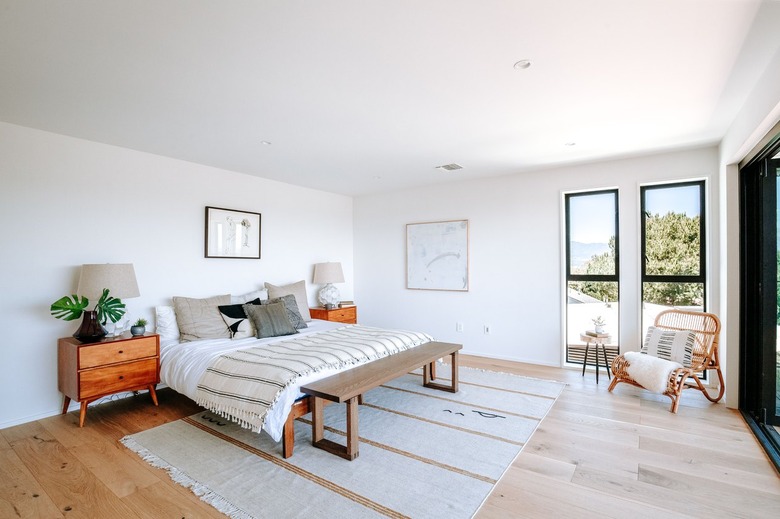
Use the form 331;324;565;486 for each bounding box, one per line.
118;350;124;354
119;375;124;380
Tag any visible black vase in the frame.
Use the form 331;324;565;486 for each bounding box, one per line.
73;310;106;343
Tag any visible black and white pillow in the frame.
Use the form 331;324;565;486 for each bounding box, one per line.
641;326;696;367
261;294;308;330
243;302;299;339
218;298;262;339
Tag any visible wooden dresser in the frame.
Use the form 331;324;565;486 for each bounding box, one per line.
57;333;160;427
309;305;357;324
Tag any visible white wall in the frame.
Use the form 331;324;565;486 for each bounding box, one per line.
354;147;719;369
0;122;354;428
719;42;780;408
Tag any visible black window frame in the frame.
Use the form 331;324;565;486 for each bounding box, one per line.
564;189;620;364
640;180;707;308
565;189;620;283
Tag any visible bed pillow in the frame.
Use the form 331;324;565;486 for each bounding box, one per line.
641;326;696;367
218;298;262;339
244;302;298;339
261;294;308;330
265;280;311;322
172;294;231;342
230;289;268;304
155;305;180;341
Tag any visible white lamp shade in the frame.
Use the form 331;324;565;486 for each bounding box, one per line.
312;262;345;284
77;263;140;300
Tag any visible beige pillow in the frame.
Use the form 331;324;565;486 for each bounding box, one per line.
173;294;231;341
264;280;311;321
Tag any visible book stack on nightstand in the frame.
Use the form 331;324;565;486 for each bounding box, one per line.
309;305;357;324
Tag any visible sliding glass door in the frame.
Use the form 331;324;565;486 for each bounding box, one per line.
740;138;780;470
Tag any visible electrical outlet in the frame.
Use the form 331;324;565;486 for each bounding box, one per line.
484;324;491;335
456;322;464;332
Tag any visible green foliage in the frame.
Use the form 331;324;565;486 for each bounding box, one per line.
643;211;702;307
95;289;126;324
571;237;618;302
644;211;700;276
573;212;703;307
50;295;89;321
134;317;148;327
50;289;127;324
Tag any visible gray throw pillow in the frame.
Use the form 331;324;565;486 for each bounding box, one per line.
261;294;308;329
264;280;311;322
172;294;231;342
243;302;298;339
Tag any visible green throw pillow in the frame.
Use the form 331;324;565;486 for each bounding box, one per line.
243;302;298;339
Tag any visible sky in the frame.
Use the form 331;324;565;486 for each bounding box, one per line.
570;185;700;244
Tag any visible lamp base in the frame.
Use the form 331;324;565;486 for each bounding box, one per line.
74;310;107;343
318;283;340;308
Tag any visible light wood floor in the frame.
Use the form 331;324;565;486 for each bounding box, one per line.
2;356;778;518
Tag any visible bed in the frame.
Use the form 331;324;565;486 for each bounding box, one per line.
158;302;433;457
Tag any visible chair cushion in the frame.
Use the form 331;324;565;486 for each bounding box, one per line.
642;326;696;367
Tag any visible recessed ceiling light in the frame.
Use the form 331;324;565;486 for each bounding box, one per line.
435;163;464;171
260;140;272;146
513;59;532;70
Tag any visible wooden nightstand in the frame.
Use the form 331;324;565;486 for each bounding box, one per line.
58;333;160;427
309;305;357;324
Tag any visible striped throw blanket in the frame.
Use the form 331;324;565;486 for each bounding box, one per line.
195;325;433;432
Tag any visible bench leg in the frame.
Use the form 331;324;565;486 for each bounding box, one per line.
310;396;360;461
423;350;459;393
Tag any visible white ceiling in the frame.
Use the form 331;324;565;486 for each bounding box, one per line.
2;1;779;196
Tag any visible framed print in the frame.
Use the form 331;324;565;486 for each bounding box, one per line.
406;219;469;291
205;206;261;259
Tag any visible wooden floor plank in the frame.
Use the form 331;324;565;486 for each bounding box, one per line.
41;416;161;499
0;446;64;519
121;480;227;519
0;358;777;518
4;421;141;518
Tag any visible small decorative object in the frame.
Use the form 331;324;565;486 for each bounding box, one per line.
406;220;469;291
50;263;140;343
313;262;345;309
205;206;261;259
592;315;606;334
131;318;147;336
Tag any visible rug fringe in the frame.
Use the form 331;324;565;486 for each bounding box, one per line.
120;436;255;519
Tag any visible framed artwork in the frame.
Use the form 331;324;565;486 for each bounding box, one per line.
406;219;469;291
205;206;261;259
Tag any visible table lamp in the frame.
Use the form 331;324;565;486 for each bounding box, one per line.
313;262;344;309
75;263;140;341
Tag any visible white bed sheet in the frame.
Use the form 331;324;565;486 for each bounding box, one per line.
160;319;349;442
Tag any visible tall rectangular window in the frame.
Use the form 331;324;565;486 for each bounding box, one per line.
565;190;619;365
641;180;706;334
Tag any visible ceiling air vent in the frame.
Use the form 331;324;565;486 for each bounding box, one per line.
435;163;463;171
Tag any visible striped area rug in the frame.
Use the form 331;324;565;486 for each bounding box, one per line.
121;367;564;519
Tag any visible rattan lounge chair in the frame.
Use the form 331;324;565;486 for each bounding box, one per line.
608;309;722;413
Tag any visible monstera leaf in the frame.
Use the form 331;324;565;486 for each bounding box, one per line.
50;295;90;321
95;288;127;324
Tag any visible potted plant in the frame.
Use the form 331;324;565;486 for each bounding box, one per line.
131;318;147;336
592;315;606;333
50;289;126;343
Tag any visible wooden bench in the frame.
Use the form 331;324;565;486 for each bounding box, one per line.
299;340;461;460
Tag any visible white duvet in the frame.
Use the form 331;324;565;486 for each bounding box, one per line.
160;319;349;441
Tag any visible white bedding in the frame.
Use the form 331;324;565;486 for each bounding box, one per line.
160;320;370;441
